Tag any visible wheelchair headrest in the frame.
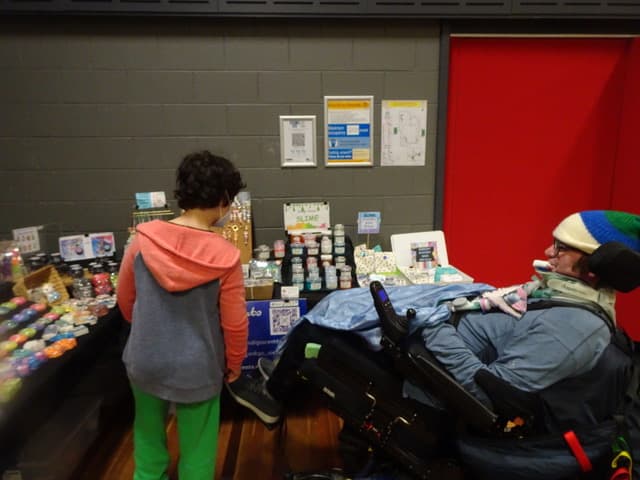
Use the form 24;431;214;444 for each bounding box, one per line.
588;242;640;293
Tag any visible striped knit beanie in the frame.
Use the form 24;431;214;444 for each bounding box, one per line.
553;210;640;254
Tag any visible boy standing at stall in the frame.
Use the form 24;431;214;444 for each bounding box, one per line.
117;150;248;480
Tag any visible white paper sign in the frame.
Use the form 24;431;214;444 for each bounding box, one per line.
12;226;42;254
381;100;428;166
135;191;167;209
283;202;331;234
280;116;317;167
59;232;116;262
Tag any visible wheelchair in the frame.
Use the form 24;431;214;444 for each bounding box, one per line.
289;242;640;480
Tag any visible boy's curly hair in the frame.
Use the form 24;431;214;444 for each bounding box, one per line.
174;151;246;210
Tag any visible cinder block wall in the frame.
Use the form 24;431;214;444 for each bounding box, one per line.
0;17;440;253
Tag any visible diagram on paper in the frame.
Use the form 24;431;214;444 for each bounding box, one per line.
381;100;428;166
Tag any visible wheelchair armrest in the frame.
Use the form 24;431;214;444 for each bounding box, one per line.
474;369;544;432
399;337;500;433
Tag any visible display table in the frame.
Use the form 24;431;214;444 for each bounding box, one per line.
0;307;130;477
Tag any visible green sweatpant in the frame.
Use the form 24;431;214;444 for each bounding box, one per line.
131;385;221;480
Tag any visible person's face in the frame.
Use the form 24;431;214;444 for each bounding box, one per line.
544;239;587;279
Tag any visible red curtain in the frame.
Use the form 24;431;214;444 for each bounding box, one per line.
443;37;639;337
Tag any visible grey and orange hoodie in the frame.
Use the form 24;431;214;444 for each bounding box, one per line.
117;220;248;403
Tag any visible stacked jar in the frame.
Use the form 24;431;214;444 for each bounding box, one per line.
70;265;93;299
291;257;304;291
305;266;322;291
107;262;119;290
324;265;338;290
339;265;353;289
290;236;305;257
333;224;346;256
273;240;286;259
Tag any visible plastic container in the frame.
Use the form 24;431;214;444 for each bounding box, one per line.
273;240;286;259
339;265;353;289
324;266;338;290
320;236;332;255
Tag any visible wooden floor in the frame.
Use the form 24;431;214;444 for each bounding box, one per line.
71;390;345;480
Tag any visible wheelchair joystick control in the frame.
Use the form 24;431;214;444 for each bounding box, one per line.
370;281;410;348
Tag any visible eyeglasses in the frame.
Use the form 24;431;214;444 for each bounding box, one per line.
552;239;585;257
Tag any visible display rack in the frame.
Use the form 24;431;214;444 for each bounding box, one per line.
211;193;253;264
131;207;175;227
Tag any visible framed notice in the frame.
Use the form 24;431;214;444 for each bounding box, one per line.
280;115;317;167
324;95;374;167
381;100;428;166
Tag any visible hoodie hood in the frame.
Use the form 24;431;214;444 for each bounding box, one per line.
135;220;240;292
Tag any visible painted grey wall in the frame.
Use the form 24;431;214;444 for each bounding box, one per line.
0;17;440;255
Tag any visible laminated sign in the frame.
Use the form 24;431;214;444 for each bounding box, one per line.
324;96;374;167
283;202;331;235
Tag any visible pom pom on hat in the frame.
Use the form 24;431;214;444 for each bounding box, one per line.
553;210;640;254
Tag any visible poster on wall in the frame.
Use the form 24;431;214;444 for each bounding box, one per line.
324;95;374;167
279;115;317;167
381;100;428;167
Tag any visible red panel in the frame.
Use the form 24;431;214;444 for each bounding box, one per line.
444;38;628;287
611;38;640;339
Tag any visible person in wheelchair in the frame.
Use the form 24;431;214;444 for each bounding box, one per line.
227;210;640;479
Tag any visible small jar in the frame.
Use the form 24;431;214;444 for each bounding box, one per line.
290;238;305;256
320;236;332;255
292;279;305;292
273;240;286;259
333;226;346;255
108;262;120;289
305;238;319;256
305;267;322;291
306;256;318;270
339;265;352;289
291;263;305;284
335;256;347;271
324;266;338;290
255;244;271;261
92;272;113;296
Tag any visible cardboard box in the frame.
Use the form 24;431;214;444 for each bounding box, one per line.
242;299;307;372
245;280;274;300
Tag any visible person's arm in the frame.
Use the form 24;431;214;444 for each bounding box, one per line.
219;259;248;382
421;321;493;405
116;237;140;323
421;307;610;405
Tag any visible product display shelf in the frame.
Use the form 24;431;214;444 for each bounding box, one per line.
0;305;129;478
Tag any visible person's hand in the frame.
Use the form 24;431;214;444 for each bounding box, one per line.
480;286;528;319
225;369;241;383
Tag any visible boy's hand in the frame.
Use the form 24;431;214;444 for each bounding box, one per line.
225;369;241;383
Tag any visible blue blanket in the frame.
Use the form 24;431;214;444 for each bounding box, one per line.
287;283;495;351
